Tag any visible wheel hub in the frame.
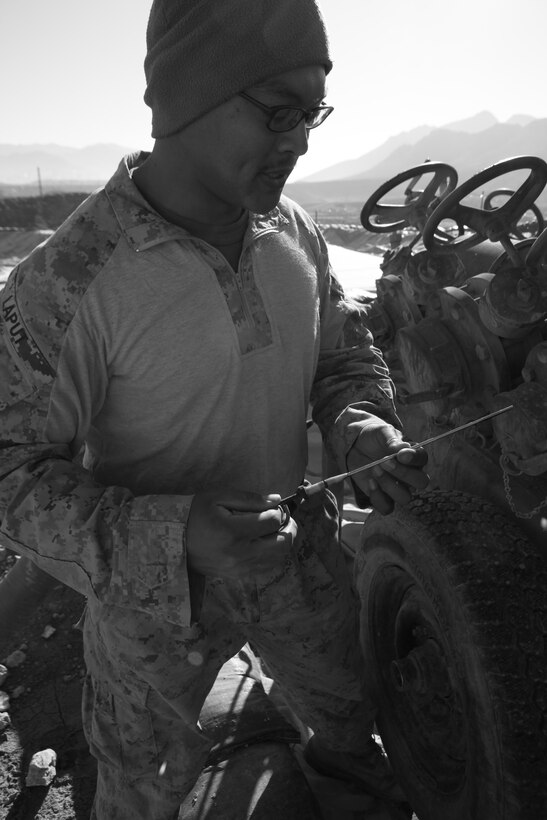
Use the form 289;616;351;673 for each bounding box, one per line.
391;638;452;698
370;568;468;792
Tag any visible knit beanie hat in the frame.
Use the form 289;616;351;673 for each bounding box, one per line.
144;0;332;138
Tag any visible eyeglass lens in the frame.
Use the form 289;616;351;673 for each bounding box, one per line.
270;106;331;132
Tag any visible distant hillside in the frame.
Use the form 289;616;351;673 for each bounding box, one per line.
0;143;132;185
286;113;547;213
303;124;433;183
439;110;499;134
357;119;547;180
503;114;535;127
4;114;547;223
301;111;500;182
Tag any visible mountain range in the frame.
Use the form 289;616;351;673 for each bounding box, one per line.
0;143;133;188
300;111;535;182
285;111;547;208
1;112;546;209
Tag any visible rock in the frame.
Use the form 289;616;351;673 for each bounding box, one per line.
41;625;56;639
11;685;26;699
0;711;10;732
0;664;7;686
5;649;26;668
25;748;57;787
0;691;10;711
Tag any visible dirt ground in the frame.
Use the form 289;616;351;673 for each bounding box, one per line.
0;551;96;820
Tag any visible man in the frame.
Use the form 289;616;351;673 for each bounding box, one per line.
0;1;428;818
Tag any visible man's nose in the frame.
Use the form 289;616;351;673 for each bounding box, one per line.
277;120;309;157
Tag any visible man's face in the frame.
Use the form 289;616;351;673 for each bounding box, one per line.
174;64;327;219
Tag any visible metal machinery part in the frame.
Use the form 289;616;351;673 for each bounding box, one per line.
422;156;547;253
367;155;547;524
360;161;458;235
483;187;545;240
356;156;547;819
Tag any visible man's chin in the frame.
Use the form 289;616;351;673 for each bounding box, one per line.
248;192;283;216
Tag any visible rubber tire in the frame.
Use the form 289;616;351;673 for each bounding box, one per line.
354;490;547;820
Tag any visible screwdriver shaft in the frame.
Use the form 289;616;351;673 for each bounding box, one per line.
280;404;514;504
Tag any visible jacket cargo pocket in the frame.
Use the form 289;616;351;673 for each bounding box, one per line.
82;674;159;779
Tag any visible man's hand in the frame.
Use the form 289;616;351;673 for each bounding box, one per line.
186;490;296;579
347;421;429;515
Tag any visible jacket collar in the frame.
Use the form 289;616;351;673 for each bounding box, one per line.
105;152;288;253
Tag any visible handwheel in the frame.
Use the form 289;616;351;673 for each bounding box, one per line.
422;155;547;254
483;188;545;239
355;490;547;820
488;238;535;275
488;224;547;275
360;162;458;233
523;223;547;270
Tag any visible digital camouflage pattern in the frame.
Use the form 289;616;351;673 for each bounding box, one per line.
83;491;375;820
0;152;399;817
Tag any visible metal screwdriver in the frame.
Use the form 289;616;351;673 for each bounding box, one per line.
280;404;514;506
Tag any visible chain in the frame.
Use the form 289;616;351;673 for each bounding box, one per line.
500;455;547;519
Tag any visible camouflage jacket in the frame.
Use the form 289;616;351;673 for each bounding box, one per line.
0;152;398;628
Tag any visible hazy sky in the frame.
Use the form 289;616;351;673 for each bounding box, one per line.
2;0;546;179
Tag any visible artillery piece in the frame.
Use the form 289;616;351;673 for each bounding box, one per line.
355;156;547;820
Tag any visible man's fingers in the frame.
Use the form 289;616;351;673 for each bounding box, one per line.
377;471;414;504
350;427;430;516
238;519;297;575
379;460;430;490
364;482;396;516
224;505;286;538
359;462;428;514
394;446;428;468
379;443;428;468
218;491;281;513
364;470;412;505
257;519;297;549
372;444;429;489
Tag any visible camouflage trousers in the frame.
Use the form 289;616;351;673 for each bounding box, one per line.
82;493;376;820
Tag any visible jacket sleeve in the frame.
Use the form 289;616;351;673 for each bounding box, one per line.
0;252;193;628
310;228;402;469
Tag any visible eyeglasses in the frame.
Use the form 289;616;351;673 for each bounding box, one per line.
238;91;334;133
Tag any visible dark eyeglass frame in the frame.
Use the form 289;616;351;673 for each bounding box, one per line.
238;91;334;133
